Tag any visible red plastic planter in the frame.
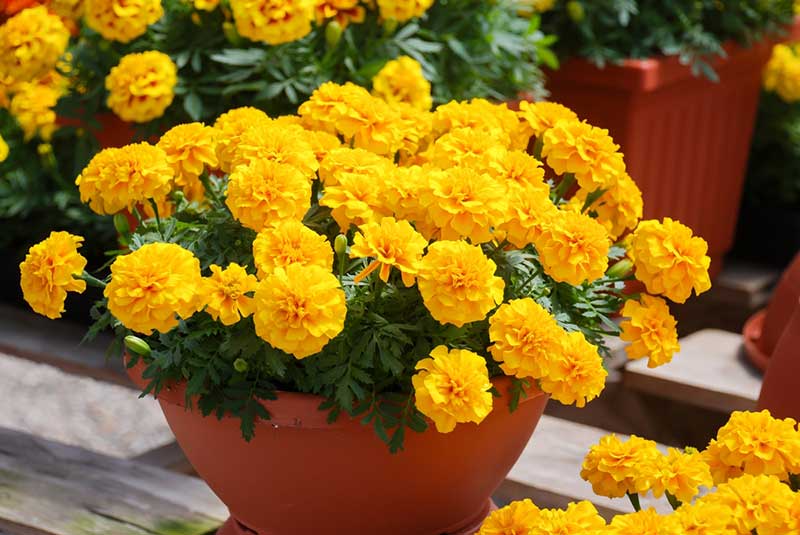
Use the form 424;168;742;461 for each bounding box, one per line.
57;112;135;149
546;29;795;277
758;298;800;420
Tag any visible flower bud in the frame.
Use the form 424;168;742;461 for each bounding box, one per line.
607;258;633;279
124;335;152;357
383;18;398;36
325;20;343;48
113;213;130;235
567;1;585;22
223;21;244;46
233;358;249;373
334;234;348;256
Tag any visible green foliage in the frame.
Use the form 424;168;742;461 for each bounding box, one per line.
541;0;794;80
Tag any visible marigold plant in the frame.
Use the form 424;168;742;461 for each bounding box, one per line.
19;87;711;450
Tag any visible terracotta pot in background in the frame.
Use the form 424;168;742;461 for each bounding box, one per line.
743;252;800;372
57;112;136;149
546;27;795;278
126;359;548;535
757;298;800;419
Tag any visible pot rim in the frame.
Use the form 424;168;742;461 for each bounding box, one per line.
742;309;769;373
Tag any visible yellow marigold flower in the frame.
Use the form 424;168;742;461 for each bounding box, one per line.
213;107;272;173
650;447;713;504
105;243;202;335
76;143;173;215
764;44;800;104
9;82;59;141
372;55;432;111
156;123;218;202
314;0;365;27
0;7;68;83
226;160;311;231
230;122;319;180
581;434;662;498
629;218;711;304
501;183;558;249
620;295;680;368
252;264;346;358
230;0;314;45
572;171;643;240
0;133;8;162
319;147;393;186
605;508;664;535
661;501;737;535
517;101;579;139
534;209;610;285
299;81;369;135
539;330;606;408
396;102;434;158
489;298;566;380
477;499;540;535
106;51;177;123
351;217;427;286
486;150;546;194
703;410;800;484
85;0;163;43
699;474;795;534
49;0;86;21
423;166;507;243
431;99;526;149
376;0;433;22
194;0;219;10
541;119;625;191
252;220;333;278
380;164;435;223
412;345;493;433
19;231;87;320
528;501;607;535
306;129;342;163
430;126;508;170
333;89;404;156
760;493;800;535
417;240;504;327
201;263;257;326
320;169;390;231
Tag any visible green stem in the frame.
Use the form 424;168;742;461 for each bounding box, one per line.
147;198;165;240
338;251;346;284
665;491;682;511
552;173;576;204
80;271;107;288
626;492;641;512
790;473;800;492
199;172;225;208
532;137;544;160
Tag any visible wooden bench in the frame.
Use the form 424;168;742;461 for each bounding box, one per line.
0;426;227;535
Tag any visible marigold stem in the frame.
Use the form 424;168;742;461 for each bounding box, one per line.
80;271;107;288
626;492;641;512
665;491;682;510
552;173;576;204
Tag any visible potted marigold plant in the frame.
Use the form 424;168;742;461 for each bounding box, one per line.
476;409;800;533
18;82;711;534
537;0;795;276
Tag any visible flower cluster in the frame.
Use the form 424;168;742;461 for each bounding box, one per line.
764;43;800;103
19;86;710;448
84;0;163;43
0;6;69;83
482;410;800;535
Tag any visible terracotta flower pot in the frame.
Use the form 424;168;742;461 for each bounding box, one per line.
56;112;136;149
757;298;800;420
545;25;797;278
743;252;800;372
126;359;548;535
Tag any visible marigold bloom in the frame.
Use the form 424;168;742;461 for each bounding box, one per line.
380;164;434;223
430;126;508;170
620;295;680;368
501;182;558;248
703;410;800;484
477;499;540;535
201;263;257;326
333;89;404;156
486;150;546;194
581;434;662;498
319;147;393;186
156;123;218;202
418;240;504;327
106;51;177;123
252;264;346;358
252;220;333;278
48;0;86;21
298;81;370;135
648;447;712;504
395;102;434;158
542;119;625;191
306;129;342;163
376;0;433;22
573;171;643;239
431;99;525;147
605;508;664;535
85;0;163;43
230;122;319;179
76;143;173;215
226;160;311;231
412;345;493;433
0;7;69;83
423;166;507;243
629;218;711;303
320;169;389;231
539;330;606;408
764;43;800;103
534;209;610;285
9;82;59;140
0;133;8;162
230;0;314;45
194;0;219;10
351;217;427;286
760;493;800;535
517;100;578;138
213;107;272;173
699;474;795;534
105;243;202;334
489;298;566;380
660;502;737;535
527;501;606;535
19;231;87;319
314;0;365;27
372;56;432;111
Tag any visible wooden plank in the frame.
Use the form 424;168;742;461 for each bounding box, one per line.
623;329;761;413
132;441;195;475
714;262;779;309
498;415;671;519
0;304;129;388
0;426;227;535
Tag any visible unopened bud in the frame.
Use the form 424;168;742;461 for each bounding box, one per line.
113;213;130;235
334;234;348;256
325;20;343;48
233;358;249;373
567;1;585;22
607;258;633;279
124;335;152;357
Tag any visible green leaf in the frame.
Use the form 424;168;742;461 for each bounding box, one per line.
183;92;203;121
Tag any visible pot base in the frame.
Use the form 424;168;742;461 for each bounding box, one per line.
216;500;497;535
